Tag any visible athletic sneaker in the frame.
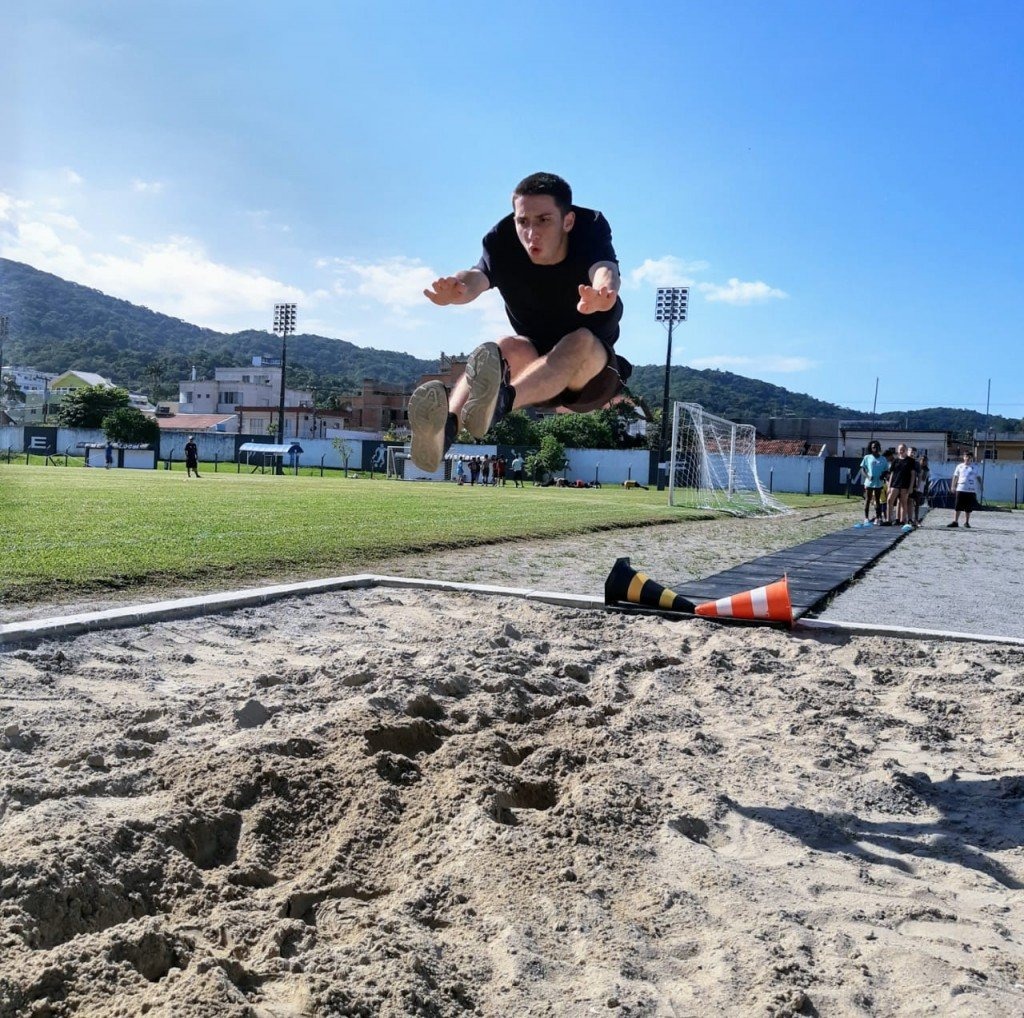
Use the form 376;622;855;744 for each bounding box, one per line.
408;380;459;473
964;521;971;528
461;342;516;440
945;521;958;528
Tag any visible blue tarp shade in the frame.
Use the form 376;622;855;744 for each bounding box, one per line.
238;443;303;455
238;442;303;474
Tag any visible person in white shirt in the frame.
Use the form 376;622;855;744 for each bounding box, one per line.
947;450;983;528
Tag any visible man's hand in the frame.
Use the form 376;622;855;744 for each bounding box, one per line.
577;283;618;314
424;276;470;306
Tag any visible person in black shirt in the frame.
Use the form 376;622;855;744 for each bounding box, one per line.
184;435;200;478
886;443;916;525
408;172;626;473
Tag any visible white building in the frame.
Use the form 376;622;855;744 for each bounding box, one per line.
1;365;57;396
178;356;312;416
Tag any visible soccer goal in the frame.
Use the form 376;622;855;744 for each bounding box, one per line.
386;445;411;479
669;402;790;516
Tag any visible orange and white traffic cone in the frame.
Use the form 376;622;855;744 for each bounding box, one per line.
695;576;793;625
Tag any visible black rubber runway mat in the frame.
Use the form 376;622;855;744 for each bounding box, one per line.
666;523;913;619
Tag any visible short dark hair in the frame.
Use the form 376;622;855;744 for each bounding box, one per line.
513;172;572;214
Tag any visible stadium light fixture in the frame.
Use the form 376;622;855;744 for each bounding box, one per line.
273;303;297;441
0;315;8;415
654;287;688;490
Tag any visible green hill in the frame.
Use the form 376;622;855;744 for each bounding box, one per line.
1;257;1017;433
626;363;854;421
0;258;435;400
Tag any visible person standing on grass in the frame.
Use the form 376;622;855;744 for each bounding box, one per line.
510;453;525;487
454;458;466;486
408;172;626;473
948;450;982;528
858;440;886;524
104;440;114;469
184;435;200;478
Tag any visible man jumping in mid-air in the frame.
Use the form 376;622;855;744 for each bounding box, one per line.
409;171;628;472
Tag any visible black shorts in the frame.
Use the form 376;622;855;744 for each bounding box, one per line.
954;491;978;512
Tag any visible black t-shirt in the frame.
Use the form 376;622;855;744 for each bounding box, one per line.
474;206;623;352
889;455;916;489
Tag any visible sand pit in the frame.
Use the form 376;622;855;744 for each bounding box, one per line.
3;511;1024;1015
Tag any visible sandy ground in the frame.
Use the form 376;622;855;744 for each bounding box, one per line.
3;506;1024;1016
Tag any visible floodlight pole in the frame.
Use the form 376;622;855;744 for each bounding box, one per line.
273;303;297;442
0;315;8;409
654;288;689;491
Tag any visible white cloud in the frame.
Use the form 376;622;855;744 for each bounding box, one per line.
131;179;165;194
324;255;437;312
690;354;814;373
627;255;709;289
311;254;510;356
698;278;788;304
62;168;84;186
42;211;82;231
0;191;303;331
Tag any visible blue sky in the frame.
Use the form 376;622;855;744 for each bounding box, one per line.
2;0;1022;416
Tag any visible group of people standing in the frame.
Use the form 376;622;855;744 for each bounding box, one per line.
858;441;930;527
451;453;527;488
858;444;984;529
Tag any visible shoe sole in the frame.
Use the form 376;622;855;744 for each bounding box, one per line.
408;381;449;473
461;342;503;440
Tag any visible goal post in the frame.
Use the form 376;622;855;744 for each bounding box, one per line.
668;402;790;516
386;445;411;479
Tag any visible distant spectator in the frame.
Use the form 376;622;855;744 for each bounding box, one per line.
454;458;466;486
886;444;916;525
912;451;930;525
184;435;200;478
104;440;114;469
948;451;982;528
495;456;506;486
510;453;525;487
858;440;886;525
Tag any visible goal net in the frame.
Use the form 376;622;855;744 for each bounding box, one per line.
386;445;411;479
669;402;790;516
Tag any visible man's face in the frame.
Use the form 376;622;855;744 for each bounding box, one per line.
513;194;574;265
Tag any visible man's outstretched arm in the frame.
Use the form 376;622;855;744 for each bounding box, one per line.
424;269;491;306
577;260;620;314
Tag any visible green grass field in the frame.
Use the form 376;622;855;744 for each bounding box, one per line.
0;464;847;602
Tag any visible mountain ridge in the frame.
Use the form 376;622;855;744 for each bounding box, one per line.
1;258;1015;434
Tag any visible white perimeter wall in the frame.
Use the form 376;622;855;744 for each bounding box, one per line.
757;455;825;496
6;425;1024;503
399;446;651;485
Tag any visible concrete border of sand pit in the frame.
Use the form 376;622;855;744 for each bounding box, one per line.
4;571;1024;650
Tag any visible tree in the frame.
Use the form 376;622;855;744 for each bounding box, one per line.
489;409;538;448
332;437;354;475
56;384;130;428
102;406;160;445
536;411;615;449
526;434;568;483
1;374;26;405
